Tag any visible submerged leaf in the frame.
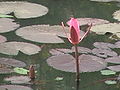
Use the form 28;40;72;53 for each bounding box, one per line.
0;42;41;55
0;1;48;19
0;85;33;90
0;18;19;33
47;54;107;72
14;67;29;75
105;80;117;85
4;76;31;84
77;18;109;26
100;70;116;75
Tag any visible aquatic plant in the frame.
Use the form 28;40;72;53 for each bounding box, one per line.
62;18;92;82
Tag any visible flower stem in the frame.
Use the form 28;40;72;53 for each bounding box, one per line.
74;44;80;82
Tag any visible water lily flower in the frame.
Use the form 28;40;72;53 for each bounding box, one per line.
62;18;92;45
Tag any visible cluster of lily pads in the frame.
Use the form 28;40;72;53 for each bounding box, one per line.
0;0;120;89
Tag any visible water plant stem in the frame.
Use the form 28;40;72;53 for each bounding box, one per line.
74;44;80;82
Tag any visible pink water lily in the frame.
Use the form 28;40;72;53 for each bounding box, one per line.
62;18;92;45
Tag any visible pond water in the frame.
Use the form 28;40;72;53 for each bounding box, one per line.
0;0;120;90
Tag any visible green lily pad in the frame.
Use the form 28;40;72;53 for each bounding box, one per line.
14;67;29;75
105;80;117;85
100;70;116;75
55;77;63;81
0;14;13;18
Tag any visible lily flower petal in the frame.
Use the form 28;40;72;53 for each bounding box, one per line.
67;18;80;45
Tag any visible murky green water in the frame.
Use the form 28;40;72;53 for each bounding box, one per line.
0;0;120;90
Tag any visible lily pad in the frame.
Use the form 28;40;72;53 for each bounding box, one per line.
0;58;26;67
47;54;107;72
49;49;65;56
0;18;19;33
0;35;7;43
14;67;29;75
55;77;63;81
0;68;14;74
71;46;92;54
91;23;120;35
0;85;33;90
93;42;116;50
0;42;41;55
105;56;120;64
49;47;92;56
92;48;118;58
100;70;116;75
105;80;117;85
0;14;13;18
0;1;48;19
115;41;120;48
77;18;109;26
107;65;120;72
4;76;31;84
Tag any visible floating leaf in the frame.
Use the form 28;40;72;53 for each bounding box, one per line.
107;65;120;72
91;23;120;35
47;54;107;72
49;49;65;56
14;67;29;75
0;35;7;43
105;56;120;64
0;18;19;33
55;77;63;81
115;41;120;48
92;48;118;58
0;68;14;74
100;70;116;75
0;1;48;19
0;85;33;90
0;42;41;55
105;80;117;85
4;76;31;84
0;58;26;67
0;14;13;18
93;42;116;50
77;18;109;26
71;46;92;54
